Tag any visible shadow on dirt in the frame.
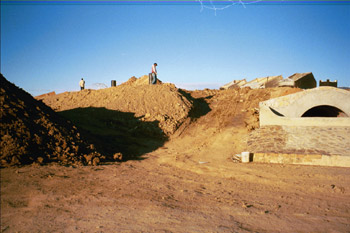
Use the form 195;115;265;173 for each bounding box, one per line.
178;89;211;119
59;107;167;161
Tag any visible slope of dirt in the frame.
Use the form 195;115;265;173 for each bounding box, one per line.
37;81;191;136
0;74;106;166
160;87;303;173
36;77;194;160
119;74;163;86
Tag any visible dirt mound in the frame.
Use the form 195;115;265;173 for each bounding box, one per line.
120;75;163;86
37;81;193;160
38;82;192;135
179;87;301;133
160;87;303;169
0;74;106;167
36;83;300;163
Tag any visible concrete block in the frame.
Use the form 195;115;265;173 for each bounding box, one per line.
252;153;350;167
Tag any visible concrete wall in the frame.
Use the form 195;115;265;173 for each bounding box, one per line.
294;75;316;89
320;79;337;87
288;72;316;89
252;86;350;167
247;126;350;167
252;153;350;167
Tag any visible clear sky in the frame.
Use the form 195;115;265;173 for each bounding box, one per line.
1;1;350;96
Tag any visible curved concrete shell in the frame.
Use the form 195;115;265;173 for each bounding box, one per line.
259;87;350;127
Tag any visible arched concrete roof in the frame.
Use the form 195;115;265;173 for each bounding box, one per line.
260;87;350;118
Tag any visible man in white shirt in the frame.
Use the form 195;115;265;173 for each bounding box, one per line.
79;78;85;90
150;63;157;85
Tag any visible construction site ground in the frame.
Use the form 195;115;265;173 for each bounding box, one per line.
1;76;350;232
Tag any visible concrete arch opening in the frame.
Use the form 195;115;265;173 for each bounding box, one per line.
259;87;350;126
302;105;348;118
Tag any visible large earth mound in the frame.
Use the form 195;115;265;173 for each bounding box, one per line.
37;79;192;136
36;77;194;160
37;75;301;163
0;74;107;167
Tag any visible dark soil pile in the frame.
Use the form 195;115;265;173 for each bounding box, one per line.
0;74;107;167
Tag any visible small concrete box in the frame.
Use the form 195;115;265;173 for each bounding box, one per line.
241;152;250;163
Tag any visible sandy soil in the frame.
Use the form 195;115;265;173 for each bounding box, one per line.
1;75;350;232
2;154;350;232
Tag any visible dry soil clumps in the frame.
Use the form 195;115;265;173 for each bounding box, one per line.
0;74;106;167
120;75;163;86
38;76;192;135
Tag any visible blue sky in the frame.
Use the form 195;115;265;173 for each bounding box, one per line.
1;1;350;95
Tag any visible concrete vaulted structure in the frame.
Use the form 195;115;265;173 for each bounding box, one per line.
249;86;350;167
259;87;350;127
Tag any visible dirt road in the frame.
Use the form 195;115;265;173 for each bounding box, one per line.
2;150;350;232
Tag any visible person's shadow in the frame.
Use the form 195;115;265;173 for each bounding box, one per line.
59;107;167;161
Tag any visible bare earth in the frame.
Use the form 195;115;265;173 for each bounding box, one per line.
1;76;350;232
2;153;350;232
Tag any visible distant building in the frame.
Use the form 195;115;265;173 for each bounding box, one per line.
220;75;283;90
319;79;337;87
222;72;317;90
242;75;283;89
287;72;316;89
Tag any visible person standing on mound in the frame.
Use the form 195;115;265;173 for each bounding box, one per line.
149;63;157;85
79;78;85;90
